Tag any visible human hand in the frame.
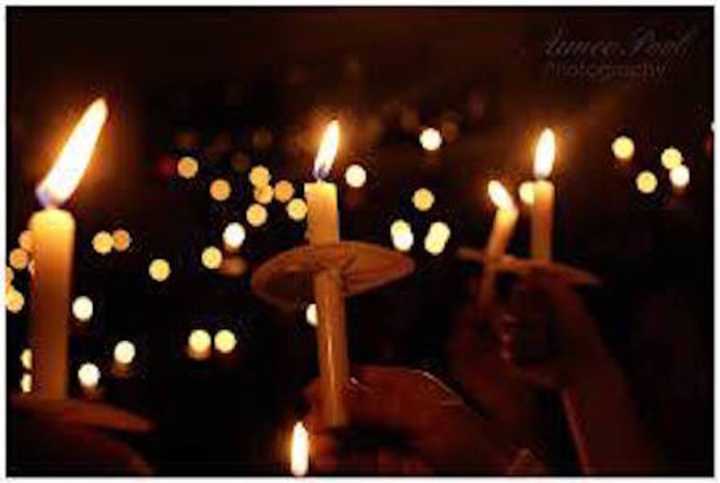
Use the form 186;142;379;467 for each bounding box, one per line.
304;365;517;475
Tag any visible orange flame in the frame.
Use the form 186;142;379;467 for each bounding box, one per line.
36;98;108;207
313;120;340;180
533;128;556;179
488;180;516;211
290;421;309;477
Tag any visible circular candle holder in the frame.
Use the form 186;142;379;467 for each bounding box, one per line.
10;395;153;433
252;241;415;310
457;246;601;286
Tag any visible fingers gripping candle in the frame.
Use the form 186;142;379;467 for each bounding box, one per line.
304;120;349;427
30;98;108;399
531;129;556;261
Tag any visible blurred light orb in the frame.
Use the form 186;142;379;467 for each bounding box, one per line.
390;219;411;237
9;248;29;270
214;329;237;354
223;222;246;250
636;171;658;194
188;329;212;360
20;373;32;393
18;230;34;253
669;164;690;189
518;181;536;206
426;221;452;252
274;180;295;203
611;136;635;161
210;178;232;201
201;246;223;270
246;204;268;227
149;258;171;282
112;229;132;252
72;296;94;322
78;363;101;389
114;340;136;365
6;287;24;313
392;229;414;252
6;266;13;286
177;156;199;179
305;303;318;327
287;199;308;221
419;128;442;151
661;147;683;170
254;184;275;205
21;348;32;370
345;164;367;188
92;231;114;255
249;165;272;187
412;188;435;211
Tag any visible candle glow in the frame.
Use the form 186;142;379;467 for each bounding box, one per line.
313;120;340;180
290;421;310;477
534;128;556;179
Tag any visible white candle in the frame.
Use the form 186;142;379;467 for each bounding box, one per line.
304;120;349;428
531;129;556;261
478;180;518;311
29;98;108;399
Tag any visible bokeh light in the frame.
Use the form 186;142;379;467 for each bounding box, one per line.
6;266;13;286
20;348;32;370
636;171;658;194
92;231;114;255
424;221;452;256
412;188;435;211
188;329;212;360
390;220;414;252
419;128;442;151
78;362;101;389
149;258;171;282
214;329;237;354
249;165;271;187
114;340;136;365
287;198;308;221
661;147;683;170
246;204;268;227
669;164;690;189
274;180;295;203
518;181;535;206
344;164;367;188
6;287;24;313
254;184;275;205
611;136;635;161
9;248;29;270
112;229;132;252
177;156;199;179
201;246;223;270
223;222;246;250
72;295;94;322
18;230;34;253
209;178;232;201
391;219;411;236
20;373;32;393
305;303;318;327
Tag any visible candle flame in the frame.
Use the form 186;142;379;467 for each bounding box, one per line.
290;421;309;477
36;98;109;207
313;120;340;180
533;128;556;179
488;180;515;210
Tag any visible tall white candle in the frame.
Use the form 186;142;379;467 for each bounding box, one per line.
29;98;108;399
478;180;518;311
531;129;556;261
304;120;349;428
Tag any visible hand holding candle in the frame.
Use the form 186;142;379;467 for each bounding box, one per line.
304;120;350;428
30;98;108;399
531;129;556;261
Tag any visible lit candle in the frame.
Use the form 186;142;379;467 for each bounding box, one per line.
30;98;108;399
531;128;556;261
290;421;310;477
304;120;349;427
478;181;518;311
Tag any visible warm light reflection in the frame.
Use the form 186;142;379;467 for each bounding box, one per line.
274;180;295;203
247;204;268;227
344;164;367;188
112;229;132;252
612;136;635;161
305;303;318;327
177;156;199;179
424;222;451;256
391;219;411;236
214;329;237;354
20;373;32;393
518;181;535;206
223;222;246;250
488;180;516;211
313;120;340;180
534;128;556;179
188;329;212;360
6;287;24;313
290;421;310;477
36;98;108;207
669;164;690;189
412;188;435;212
287;199;308;221
201;246;223;270
636;171;658;194
9;248;29;270
661;147;684;170
92;231;114;255
114;340;136;365
20;348;32;370
78;362;101;389
210;178;232;201
419;128;442;151
149;258;171;282
249;165;272;187
254;184;275;205
72;296;94;322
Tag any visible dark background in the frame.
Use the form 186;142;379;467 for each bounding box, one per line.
7;7;713;475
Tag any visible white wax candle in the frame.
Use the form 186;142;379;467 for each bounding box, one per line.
531;180;554;261
29;208;75;399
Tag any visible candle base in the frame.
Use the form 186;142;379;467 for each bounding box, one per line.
251;241;415;310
